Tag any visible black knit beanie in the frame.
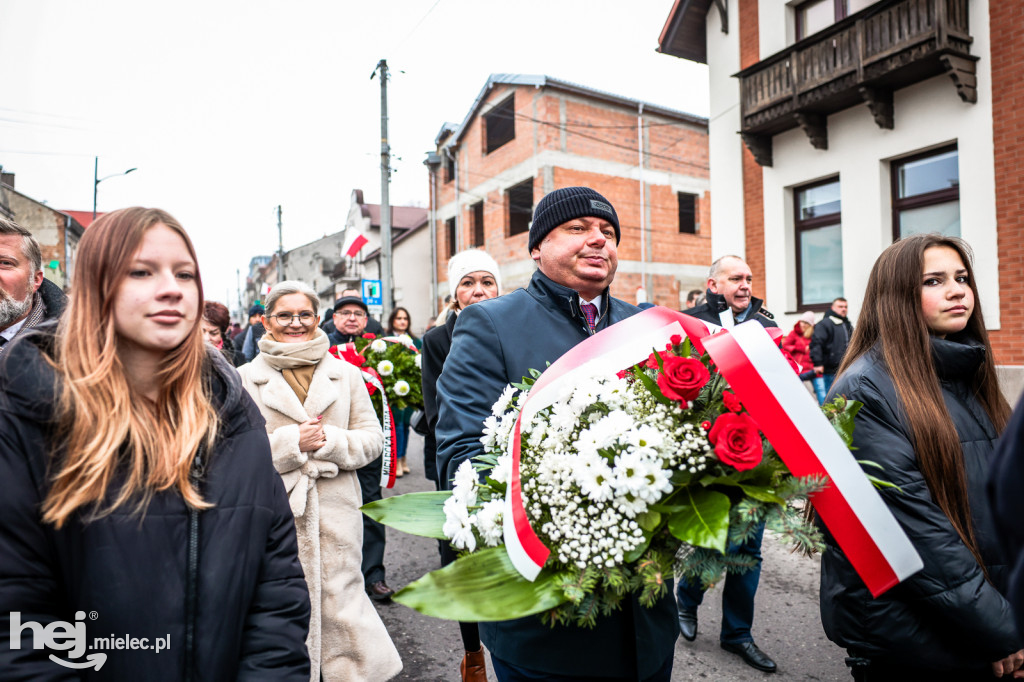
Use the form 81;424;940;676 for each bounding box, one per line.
528;187;620;252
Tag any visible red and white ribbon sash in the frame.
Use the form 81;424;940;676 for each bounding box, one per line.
363;368;397;489
503;308;717;580
702;322;922;596
503;307;921;597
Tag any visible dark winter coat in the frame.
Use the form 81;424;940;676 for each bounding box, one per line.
241;321;266;362
686;289;778;329
0;326;311;681
436;269;677;680
810;312;853;374
990;395;1024;647
820;337;1020;674
420;311;456;486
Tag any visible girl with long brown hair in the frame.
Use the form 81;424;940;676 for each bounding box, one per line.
820;233;1023;681
0;207;310;679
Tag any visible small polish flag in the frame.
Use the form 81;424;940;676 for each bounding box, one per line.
343;229;369;258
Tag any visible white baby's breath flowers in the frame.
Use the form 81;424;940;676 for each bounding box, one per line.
442;371;715;569
376;360;394;376
370;339;388;353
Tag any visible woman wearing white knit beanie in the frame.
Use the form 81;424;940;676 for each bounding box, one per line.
421;247;501;682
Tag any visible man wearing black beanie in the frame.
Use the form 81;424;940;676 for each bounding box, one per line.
437;186;678;681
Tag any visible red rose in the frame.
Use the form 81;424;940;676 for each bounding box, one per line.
616;369;629;379
722;391;742;413
670;334;683;346
362;333;376;340
700;420;711;431
707;413;763;471
646;352;661;369
657;356;710;403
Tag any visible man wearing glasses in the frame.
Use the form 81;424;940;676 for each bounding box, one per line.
327;293;395;601
328;294;371;345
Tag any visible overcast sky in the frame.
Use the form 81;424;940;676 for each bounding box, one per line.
0;0;709;312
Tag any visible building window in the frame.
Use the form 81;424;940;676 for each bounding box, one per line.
507;180;533;237
484;95;515;154
794;178;843;307
891;145;959;241
445;217;456;258
795;0;877;40
442;153;454;184
678;192;697;234
470;201;485;247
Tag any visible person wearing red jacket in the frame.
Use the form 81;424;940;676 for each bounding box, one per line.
783;311;816;382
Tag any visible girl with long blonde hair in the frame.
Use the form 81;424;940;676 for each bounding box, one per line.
0;207;310;680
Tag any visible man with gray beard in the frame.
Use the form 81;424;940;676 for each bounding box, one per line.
0;217;66;358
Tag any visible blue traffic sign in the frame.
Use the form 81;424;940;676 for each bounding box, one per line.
362;279;383;306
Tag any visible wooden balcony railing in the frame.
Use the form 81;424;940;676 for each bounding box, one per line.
735;0;975;166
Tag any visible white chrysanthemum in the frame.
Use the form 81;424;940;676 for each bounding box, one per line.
394;380;410;396
628;424;665;450
612;450;653;497
473;499;505;547
490;453;512;484
370;339;387;353
414;354;422;369
398;333;413;344
637;465;674;503
576;455;615;502
442;496;477;551
377;360;394;376
451;460;478;507
492;384;518;416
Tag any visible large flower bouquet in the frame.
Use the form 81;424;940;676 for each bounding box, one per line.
330;332;423;412
364;332;856;627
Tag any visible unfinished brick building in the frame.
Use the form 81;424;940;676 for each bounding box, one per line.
426;74;711;310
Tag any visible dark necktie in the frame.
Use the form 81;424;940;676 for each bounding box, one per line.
581;303;598;331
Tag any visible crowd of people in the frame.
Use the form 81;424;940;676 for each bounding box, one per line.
3;187;1024;681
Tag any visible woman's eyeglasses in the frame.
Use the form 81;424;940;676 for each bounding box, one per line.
272;312;317;326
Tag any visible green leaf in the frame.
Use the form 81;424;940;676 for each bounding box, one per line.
667;488;731;553
681;337;693;358
394;547;568;621
652;347;666;372
635;368;672;406
361;491;449;540
737;484;785;505
636;510;662;532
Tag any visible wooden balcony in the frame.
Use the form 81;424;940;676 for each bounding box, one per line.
736;0;976;166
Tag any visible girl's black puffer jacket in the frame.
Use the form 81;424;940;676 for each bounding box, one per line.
0;327;311;681
820;336;1020;675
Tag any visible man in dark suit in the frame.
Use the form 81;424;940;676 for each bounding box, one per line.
437;187;678;682
682;254;778;673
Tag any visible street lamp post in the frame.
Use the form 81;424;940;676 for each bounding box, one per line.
93;157;137;221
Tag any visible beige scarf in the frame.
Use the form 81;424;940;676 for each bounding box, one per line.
258;328;330;404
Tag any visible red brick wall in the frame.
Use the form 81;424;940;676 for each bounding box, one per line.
738;0;767;297
987;2;1024;364
433;83;710;308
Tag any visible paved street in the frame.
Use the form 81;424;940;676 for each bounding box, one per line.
374;434;849;681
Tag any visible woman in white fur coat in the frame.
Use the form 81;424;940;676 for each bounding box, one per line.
239;280;402;682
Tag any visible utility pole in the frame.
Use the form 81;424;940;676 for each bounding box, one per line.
276;205;285;282
236;268;243;315
637;103;647;303
375;58;394;324
424;152;442;315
